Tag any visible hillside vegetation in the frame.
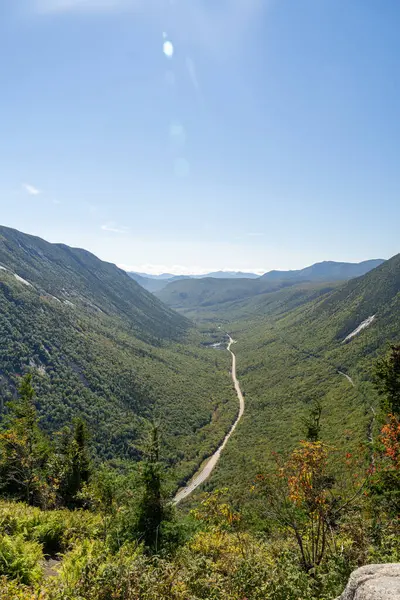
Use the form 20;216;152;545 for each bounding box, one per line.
260;259;384;282
0;227;399;599
0;226;235;485
155;259;384;318
185;254;400;503
0;342;399;599
128;270;260;293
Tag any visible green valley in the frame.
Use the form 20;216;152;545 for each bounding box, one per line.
0;226;399;600
0;226;235;486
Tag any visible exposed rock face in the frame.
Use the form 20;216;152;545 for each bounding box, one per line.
336;564;400;600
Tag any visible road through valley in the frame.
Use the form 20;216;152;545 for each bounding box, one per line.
174;336;244;504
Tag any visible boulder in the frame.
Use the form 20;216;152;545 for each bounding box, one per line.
336;564;400;600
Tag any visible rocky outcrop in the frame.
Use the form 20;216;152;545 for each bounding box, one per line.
336;564;400;599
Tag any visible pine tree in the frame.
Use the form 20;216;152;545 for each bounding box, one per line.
0;374;49;505
136;423;165;552
302;400;322;442
59;418;91;507
374;345;400;415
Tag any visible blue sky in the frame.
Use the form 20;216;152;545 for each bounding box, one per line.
1;0;399;274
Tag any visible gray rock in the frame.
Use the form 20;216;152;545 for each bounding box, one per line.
336;564;400;600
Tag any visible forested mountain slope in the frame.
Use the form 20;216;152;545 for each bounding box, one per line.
189;253;400;501
0;226;235;484
155;260;384;316
128;270;260;293
0;226;186;343
261;259;384;282
156;277;303;311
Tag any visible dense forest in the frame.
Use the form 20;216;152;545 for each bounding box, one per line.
0;345;399;599
0;227;399;598
0;226;236;487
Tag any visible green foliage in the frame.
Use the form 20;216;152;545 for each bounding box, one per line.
189;253;400;510
0;225;236;486
302;399;322;442
58;418;91;508
254;441;366;573
0;224;188;343
0;377;93;510
0;489;398;600
374;344;400;415
0;534;43;585
0;500;102;552
0;226;399;598
136;424;166;551
156;275;340;322
0;374;51;506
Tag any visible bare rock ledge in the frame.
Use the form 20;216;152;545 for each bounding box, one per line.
336;564;400;600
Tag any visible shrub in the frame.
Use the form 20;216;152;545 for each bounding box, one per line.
0;535;43;585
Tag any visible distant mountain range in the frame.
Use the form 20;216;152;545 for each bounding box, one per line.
260;259;385;282
131;259;385;296
128;270;260;292
135;271;260;280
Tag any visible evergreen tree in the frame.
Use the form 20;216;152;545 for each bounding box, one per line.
374;345;400;415
302;399;322;442
0;374;49;505
136;423;165;552
370;346;400;514
59;418;91;507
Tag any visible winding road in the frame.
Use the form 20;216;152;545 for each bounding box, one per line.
174;336;245;504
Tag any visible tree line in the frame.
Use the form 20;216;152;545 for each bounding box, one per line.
0;374;173;553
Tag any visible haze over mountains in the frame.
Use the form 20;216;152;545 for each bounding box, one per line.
129;259;384;294
127;270;261;292
153;259;385;315
259;259;384;281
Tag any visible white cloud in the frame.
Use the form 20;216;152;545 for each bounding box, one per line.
101;222;129;234
22;183;41;196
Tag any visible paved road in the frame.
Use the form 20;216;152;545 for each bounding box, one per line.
174;336;245;504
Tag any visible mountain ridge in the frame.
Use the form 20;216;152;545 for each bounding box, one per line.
261;259;385;282
0;225;188;343
131;260;384;294
0;225;235;481
155;259;386;315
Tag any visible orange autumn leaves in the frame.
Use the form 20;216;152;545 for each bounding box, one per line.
379;414;400;469
281;441;329;508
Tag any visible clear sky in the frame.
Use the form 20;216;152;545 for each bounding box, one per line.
1;0;399;274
